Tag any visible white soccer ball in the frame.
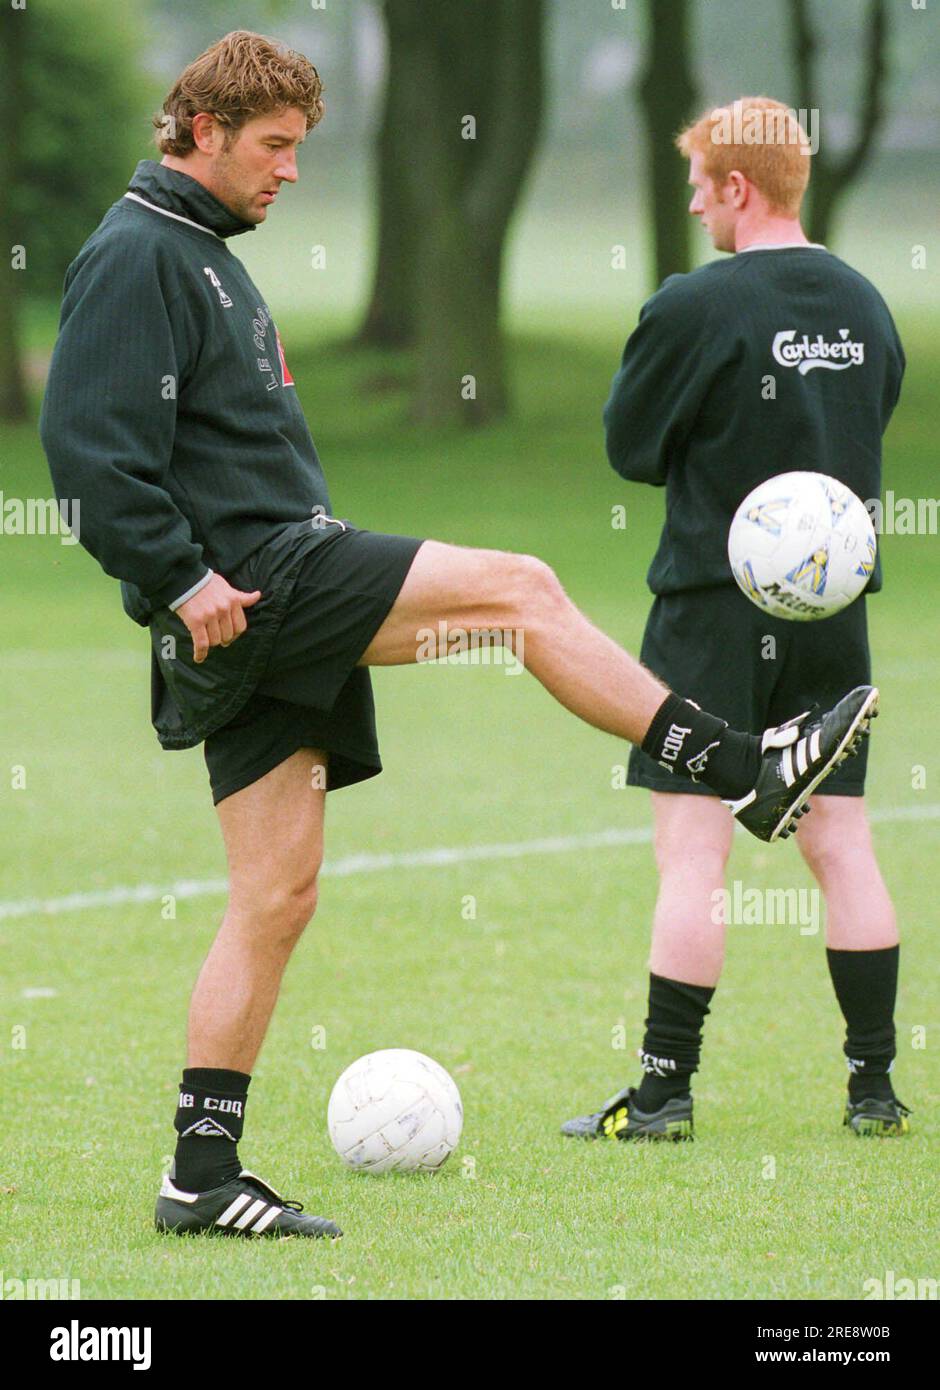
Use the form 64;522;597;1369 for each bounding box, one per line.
727;470;876;621
327;1048;463;1174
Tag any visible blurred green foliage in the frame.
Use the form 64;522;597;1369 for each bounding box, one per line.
18;0;154;295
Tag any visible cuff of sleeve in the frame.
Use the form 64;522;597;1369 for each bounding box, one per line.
168;569;214;612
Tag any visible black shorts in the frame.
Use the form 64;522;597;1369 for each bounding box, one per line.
628;585;872;797
203;526;424;805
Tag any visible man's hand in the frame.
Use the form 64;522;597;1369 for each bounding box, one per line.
176;574;262;664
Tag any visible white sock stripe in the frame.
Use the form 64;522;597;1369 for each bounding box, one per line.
795;737;809;776
216;1193;252;1227
234;1198;269;1230
250;1205;281;1234
810;728;822;762
782;745;796;787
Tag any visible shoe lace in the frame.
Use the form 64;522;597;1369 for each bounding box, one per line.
240;1170;304;1212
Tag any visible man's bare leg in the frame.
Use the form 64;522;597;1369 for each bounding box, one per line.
359;540;668;745
361;539;879;844
188;747;328;1071
602;793;733;1125
159;748;344;1232
649;793;735;987
795;796;897;951
563;792;744;1138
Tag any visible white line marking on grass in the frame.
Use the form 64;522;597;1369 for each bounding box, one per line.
1;803;938;922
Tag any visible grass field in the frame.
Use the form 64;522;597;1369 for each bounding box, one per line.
1;314;938;1301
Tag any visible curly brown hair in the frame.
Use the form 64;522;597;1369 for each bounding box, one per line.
153;30;324;156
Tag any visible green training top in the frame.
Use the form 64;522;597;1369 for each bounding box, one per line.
40;160;333;623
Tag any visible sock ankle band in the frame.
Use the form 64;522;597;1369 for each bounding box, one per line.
634;973;715;1109
641;695;758;797
172;1068;251;1193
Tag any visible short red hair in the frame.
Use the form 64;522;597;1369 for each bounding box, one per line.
676;97;811;216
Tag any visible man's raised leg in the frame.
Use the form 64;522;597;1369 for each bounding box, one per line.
360;540;667;743
359;539;878;841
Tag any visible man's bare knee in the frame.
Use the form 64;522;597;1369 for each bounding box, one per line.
796;798;873;880
654;837;730;880
505;552;568;629
798;828;868;881
651;794;734;877
230;873;320;952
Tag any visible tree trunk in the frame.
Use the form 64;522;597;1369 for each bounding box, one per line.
364;0;544;426
788;0;890;246
638;0;699;292
413;207;507;425
0;5;31;422
354;1;421;348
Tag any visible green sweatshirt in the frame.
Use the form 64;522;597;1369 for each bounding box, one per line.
603;246;905;597
40;160;333;621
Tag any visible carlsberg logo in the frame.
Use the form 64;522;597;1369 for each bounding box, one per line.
772;329;865;374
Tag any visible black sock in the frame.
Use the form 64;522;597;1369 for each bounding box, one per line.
634;973;715;1110
172;1067;250;1193
826;946;899;1101
641;693;761;798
